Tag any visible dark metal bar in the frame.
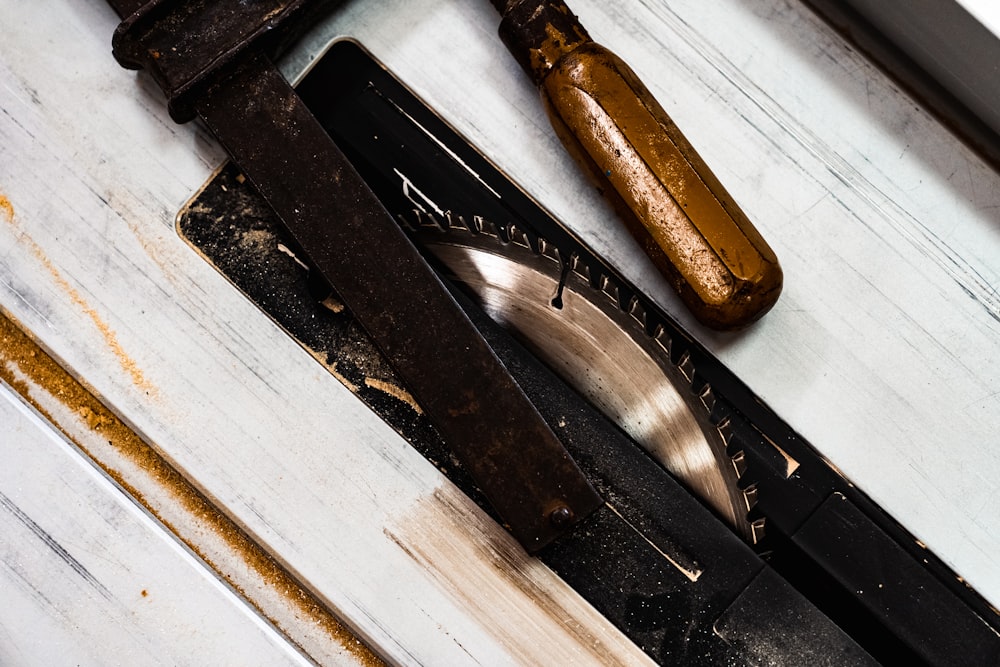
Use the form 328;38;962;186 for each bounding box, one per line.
104;0;145;20
192;54;601;549
104;0;601;550
111;0;343;121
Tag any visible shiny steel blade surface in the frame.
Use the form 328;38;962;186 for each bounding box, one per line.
413;222;756;541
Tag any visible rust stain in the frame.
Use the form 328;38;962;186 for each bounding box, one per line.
0;194;14;222
0;309;383;667
6;216;156;396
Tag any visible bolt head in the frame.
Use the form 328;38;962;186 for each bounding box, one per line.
548;504;574;528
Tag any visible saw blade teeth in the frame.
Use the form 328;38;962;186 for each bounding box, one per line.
445;211;473;232
408;219;763;544
652;325;673;357
738;467;765;544
397;212;416;231
538;238;562;265
627;296;647;328
599;275;620;307
569;254;591;283
425;211;445;229
496;223;513;243
507;225;532;250
449;214;472;232
699;384;717;412
741;482;759;510
677;351;696;382
716;415;734;446
405;209;438;231
731;450;748;477
476;217;500;238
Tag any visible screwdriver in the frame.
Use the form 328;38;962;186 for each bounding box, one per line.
489;0;782;330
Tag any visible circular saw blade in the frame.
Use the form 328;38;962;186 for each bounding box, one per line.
413;220;760;543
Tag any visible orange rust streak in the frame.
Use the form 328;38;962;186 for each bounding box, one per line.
0;309;383;666
0;194;14;222
4;202;155;396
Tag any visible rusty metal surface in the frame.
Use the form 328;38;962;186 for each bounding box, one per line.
110;0;343;121
106;0;601;550
492;0;782;329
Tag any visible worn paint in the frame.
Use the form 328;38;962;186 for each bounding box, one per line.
0;309;383;667
386;486;656;667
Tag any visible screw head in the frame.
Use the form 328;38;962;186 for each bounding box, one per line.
548;504;574;529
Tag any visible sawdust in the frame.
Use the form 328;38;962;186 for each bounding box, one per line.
0;309;383;667
239;228;274;249
41;249;155;396
79;405;111;430
306;348;359;393
364;377;423;414
321;295;345;314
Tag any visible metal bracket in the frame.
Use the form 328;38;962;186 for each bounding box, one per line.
110;0;341;121
104;0;602;551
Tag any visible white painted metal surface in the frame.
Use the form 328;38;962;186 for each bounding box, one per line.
1;0;999;662
0;383;311;666
838;0;1000;137
0;1;656;664
961;1;1000;39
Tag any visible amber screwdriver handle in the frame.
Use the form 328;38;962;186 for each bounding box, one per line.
492;0;782;330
